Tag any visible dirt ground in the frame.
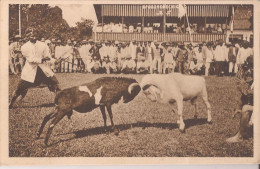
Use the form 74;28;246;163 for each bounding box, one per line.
9;73;253;157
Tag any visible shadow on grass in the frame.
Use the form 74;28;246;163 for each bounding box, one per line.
13;103;55;109
48;118;208;146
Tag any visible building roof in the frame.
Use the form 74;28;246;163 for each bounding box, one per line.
94;4;231;22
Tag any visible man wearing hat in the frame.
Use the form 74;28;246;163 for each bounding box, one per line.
204;43;214;76
153;41;163;74
49;38;56;59
129;39;137;61
176;43;187;73
236;41;251;75
145;41;154;74
108;40;117;62
214;39;228;76
162;43;175;74
227;42;237;76
90;55;102;74
117;42;128;71
9;29;61;108
99;41;109;60
82;39;92;72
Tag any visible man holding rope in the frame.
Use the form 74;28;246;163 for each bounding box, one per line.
9;28;61;109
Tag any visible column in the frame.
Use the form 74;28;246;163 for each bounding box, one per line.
122;16;124;33
142;17;144;33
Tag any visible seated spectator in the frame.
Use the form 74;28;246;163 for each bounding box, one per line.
129;24;134;33
102;56;112;74
176;26;182;33
121;55;136;74
137;57;149;74
173;26;177;33
207;25;213;33
217;25;223;34
189;58;203;75
136;24;142;33
90;56;102;73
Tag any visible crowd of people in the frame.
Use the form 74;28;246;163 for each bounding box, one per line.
95;22;225;34
9;35;253;77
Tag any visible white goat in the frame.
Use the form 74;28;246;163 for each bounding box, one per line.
140;73;212;132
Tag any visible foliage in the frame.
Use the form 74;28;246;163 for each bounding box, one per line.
9;4;94;41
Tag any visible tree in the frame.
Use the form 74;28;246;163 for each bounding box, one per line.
75;18;94;40
9;4;71;40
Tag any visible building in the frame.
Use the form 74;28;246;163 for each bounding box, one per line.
93;4;253;43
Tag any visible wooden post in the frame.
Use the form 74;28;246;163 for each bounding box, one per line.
19;4;21;36
142;17;144;33
225;18;228;42
102;16;104;32
101;16;104;40
122;16;124;33
204;17;207;32
204;17;207;41
184;16;186;33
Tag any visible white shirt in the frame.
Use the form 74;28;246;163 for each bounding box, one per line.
215;45;227;61
129;43;137;60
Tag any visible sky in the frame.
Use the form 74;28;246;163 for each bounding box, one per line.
50;4;98;27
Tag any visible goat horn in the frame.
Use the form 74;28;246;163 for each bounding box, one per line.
128;83;139;94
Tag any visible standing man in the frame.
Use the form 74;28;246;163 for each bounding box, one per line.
129;39;137;69
9;29;60;108
145;41;154;74
153;41;163;74
204;43;214;76
176;43;186;74
214;40;227;76
50;39;56;59
228;42;237;76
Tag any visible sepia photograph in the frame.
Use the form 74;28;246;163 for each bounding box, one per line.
1;0;259;164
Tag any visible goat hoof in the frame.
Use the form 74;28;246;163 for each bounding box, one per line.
194;115;198;119
179;129;185;133
207;121;212;124
36;135;40;140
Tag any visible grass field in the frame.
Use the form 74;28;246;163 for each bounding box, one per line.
9;73;253;157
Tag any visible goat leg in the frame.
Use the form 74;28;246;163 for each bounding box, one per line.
36;111;56;139
44;111;67;146
106;105;119;135
100;105;108;131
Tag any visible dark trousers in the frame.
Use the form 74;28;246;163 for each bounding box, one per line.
9;67;60;108
215;61;225;76
177;61;184;73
